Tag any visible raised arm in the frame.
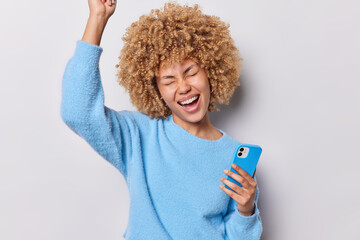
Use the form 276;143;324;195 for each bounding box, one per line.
82;0;116;46
61;0;134;177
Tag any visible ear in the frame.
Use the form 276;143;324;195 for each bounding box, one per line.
153;76;160;90
152;77;163;100
209;84;214;93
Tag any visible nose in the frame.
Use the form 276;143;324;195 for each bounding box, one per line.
178;78;191;94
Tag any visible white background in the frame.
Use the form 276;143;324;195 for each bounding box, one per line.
1;0;359;239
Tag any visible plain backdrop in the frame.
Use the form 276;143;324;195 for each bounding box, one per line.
0;0;359;239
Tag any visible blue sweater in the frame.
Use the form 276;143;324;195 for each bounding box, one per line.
61;40;263;240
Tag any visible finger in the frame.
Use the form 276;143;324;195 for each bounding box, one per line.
223;169;251;188
220;177;245;194
219;184;242;202
232;164;256;182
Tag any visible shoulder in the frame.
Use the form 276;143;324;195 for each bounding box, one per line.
220;129;242;147
115;110;160;129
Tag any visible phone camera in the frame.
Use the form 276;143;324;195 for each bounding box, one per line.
238;152;243;157
240;147;244;152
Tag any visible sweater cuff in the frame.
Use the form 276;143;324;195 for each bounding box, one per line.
74;40;103;62
233;202;260;224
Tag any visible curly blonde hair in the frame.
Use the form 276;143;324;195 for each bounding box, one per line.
115;2;242;119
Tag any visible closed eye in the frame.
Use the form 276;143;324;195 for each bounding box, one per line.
188;72;198;77
164;82;175;86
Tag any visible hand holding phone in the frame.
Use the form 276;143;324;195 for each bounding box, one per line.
225;144;262;191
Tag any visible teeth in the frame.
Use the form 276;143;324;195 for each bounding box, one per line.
180;95;199;105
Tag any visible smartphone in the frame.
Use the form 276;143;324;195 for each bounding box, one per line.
225;144;262;191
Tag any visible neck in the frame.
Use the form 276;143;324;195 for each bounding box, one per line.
172;112;223;140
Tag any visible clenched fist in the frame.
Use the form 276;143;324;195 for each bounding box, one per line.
88;0;117;20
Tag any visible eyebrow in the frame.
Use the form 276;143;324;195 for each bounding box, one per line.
161;64;196;79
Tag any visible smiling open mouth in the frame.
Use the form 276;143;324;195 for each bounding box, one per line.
178;94;200;107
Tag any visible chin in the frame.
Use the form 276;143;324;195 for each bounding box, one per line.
182;115;203;123
173;108;208;124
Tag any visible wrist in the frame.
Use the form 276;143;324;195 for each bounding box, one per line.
238;204;255;216
88;15;108;27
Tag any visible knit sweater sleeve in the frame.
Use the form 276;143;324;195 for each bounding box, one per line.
60;40;133;178
223;176;263;240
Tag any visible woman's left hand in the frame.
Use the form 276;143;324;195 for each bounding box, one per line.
219;164;257;216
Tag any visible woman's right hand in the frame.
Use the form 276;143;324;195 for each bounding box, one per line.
88;0;117;20
81;0;117;45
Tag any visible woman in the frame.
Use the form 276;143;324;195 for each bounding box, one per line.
61;0;263;239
